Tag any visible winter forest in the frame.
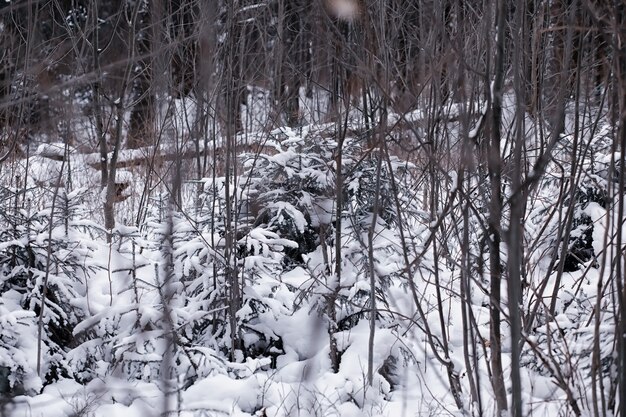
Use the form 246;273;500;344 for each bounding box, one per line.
0;0;625;415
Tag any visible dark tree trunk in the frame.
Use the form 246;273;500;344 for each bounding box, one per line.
127;3;154;149
488;0;508;414
279;0;305;127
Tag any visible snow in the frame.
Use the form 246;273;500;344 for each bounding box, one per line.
0;63;622;417
183;375;261;413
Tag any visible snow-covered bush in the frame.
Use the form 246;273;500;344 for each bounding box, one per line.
240;127;417;357
68;200;205;384
0;187;100;391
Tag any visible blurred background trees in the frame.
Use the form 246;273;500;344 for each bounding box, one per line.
1;0;626;416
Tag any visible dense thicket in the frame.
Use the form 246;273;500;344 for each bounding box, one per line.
0;1;626;416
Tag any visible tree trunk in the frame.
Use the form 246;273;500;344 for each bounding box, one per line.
488;0;508;413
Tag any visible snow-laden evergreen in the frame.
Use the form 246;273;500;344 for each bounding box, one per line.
0;111;620;417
